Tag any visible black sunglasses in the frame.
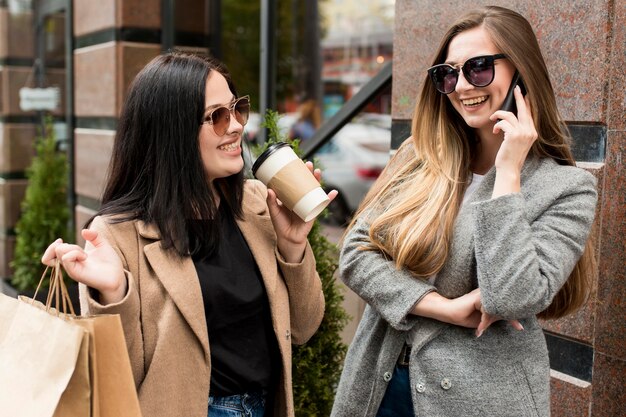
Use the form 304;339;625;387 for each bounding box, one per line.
201;95;250;136
427;54;507;94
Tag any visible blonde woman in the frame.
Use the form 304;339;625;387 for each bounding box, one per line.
331;6;596;417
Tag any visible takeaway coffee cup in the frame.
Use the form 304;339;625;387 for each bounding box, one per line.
252;142;330;222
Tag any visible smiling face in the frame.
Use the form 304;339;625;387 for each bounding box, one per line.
199;71;245;183
444;26;516;135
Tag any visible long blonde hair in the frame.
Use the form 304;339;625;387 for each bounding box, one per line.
350;6;595;319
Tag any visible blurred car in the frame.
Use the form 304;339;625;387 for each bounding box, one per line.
353;112;392;130
314;122;391;225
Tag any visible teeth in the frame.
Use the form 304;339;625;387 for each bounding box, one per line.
218;142;239;151
462;96;488;106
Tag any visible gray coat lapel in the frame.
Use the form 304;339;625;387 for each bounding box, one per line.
434;157;541;298
435;169;494;298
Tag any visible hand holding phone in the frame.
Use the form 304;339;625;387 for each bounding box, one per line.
499;71;527;116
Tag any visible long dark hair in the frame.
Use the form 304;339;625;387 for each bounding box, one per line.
92;51;245;258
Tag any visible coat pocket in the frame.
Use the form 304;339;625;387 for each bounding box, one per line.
410;327;545;417
417;361;540;417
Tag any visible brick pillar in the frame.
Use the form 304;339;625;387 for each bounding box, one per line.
0;1;68;289
0;3;35;283
392;1;624;415
72;0;210;245
72;0;161;243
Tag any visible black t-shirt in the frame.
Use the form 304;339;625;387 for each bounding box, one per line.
190;208;280;397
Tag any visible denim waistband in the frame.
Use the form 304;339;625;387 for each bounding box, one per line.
209;390;267;413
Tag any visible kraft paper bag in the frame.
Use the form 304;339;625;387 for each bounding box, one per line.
53;327;92;417
23;296;94;417
0;262;142;417
77;314;142;417
0;292;88;417
23;302;143;417
17;272;142;417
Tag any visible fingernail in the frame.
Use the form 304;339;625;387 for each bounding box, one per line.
476;329;483;338
519;324;525;331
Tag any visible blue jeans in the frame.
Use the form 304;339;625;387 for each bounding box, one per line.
375;365;415;417
208;391;266;417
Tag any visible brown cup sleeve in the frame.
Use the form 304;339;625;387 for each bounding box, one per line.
267;159;320;209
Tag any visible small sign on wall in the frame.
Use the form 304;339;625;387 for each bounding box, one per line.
8;0;32;14
19;87;60;111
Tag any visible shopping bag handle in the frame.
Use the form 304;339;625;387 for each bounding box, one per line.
32;260;76;317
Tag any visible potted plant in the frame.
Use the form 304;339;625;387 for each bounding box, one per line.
10;116;73;306
256;110;350;416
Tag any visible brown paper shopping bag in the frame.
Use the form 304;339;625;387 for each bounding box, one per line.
24;304;143;417
76;314;142;417
53;325;92;417
17;262;93;417
0;285;89;417
1;262;142;417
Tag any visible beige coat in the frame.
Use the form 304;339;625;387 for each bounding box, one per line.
79;180;325;417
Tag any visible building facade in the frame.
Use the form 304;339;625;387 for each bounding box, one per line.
0;1;623;415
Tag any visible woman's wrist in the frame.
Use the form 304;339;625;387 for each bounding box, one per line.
492;167;521;198
411;291;453;323
277;241;307;264
96;273;128;305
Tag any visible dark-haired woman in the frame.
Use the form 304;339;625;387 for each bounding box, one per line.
42;52;336;417
331;6;596;417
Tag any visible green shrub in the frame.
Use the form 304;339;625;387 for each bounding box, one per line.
11;117;70;291
257;110;350;416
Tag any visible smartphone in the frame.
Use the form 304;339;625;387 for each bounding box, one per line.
499;71;527;116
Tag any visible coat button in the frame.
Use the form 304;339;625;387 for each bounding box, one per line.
441;378;452;390
416;383;426;393
285;330;290;340
383;372;392;382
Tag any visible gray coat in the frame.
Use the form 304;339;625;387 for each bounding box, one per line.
331;156;597;417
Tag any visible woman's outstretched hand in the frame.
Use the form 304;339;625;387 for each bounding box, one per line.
41;229;126;305
266;160;338;263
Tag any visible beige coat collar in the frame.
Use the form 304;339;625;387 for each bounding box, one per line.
134;186;278;363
